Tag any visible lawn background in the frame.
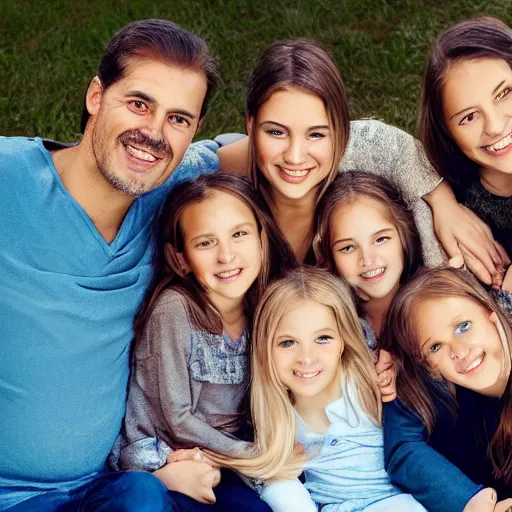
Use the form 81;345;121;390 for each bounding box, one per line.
0;0;511;141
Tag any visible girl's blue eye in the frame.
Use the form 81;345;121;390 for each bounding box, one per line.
375;236;390;244
309;132;325;140
339;245;355;253
455;321;471;335
279;339;295;348
266;129;284;137
316;335;332;344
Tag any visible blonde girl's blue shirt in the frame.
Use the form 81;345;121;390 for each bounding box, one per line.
0;136;218;510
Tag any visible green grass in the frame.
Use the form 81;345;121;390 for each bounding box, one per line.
0;0;511;141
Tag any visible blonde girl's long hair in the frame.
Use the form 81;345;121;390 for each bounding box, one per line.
209;266;380;481
381;266;512;485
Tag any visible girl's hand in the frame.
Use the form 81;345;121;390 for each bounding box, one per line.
502;266;512;292
375;349;396;402
154;460;221;504
464;488;497;512
425;182;508;286
167;447;205;464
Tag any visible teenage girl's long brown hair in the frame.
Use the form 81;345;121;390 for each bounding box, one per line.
246;39;350;205
419;17;512;194
381;266;512;485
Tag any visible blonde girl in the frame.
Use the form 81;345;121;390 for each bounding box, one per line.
382;267;512;512
216;266;425;511
111;172;294;511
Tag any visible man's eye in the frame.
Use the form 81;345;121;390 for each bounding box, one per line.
170;115;190;127
130;101;147;112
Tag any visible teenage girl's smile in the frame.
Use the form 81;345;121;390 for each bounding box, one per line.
442;58;512;177
251;87;333;202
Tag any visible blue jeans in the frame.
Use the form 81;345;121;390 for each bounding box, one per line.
5;471;167;512
167;470;271;512
6;470;270;512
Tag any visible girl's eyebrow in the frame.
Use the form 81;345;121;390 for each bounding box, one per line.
189;222;254;242
372;228;394;237
258;120;329;131
449;80;507;120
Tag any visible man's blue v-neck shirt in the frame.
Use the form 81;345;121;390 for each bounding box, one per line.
0;136;218;510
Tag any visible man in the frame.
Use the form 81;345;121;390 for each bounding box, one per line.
0;19;220;511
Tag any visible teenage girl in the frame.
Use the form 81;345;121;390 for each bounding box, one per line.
314;171;422;341
111;172;295;511
382;266;512;512
215;266;425;511
218;39;504;285
419;17;512;268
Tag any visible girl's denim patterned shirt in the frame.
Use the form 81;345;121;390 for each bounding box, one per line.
111;289;253;471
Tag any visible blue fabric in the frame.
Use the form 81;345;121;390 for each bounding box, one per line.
383;398;482;512
0;136;219;511
4;472;169;512
296;378;424;512
167;470;271;512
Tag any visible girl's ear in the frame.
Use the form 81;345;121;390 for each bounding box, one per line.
164;243;190;276
175;251;191;276
489;311;511;361
246;116;254;136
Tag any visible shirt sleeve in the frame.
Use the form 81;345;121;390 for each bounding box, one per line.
383;400;481;512
164;139;220;190
141;291;253;458
340;120;443;207
260;479;318;512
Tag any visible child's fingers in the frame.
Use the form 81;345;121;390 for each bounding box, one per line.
375;350;394;376
495;498;512;512
380;386;397;402
167;447;203;463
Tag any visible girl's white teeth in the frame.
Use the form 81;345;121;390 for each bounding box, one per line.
294;371;320;378
216;269;240;278
282;167;309;177
361;267;385;278
126;144;157;162
485;134;512;152
465;355;483;373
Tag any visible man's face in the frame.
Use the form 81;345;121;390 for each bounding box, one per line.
87;58;207;197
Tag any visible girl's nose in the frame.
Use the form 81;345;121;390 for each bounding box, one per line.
283;137;306;165
217;241;235;264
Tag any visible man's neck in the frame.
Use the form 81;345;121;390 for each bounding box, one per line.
51;140;135;243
